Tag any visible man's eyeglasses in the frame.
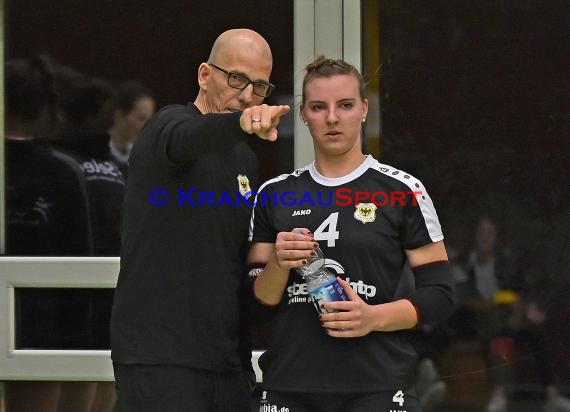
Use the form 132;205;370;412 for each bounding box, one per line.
209;63;275;98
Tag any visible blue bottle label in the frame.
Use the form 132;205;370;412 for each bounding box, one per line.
309;278;348;314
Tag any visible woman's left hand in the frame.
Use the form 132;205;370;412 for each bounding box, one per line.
319;277;379;338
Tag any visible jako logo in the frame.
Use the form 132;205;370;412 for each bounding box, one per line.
292;209;311;216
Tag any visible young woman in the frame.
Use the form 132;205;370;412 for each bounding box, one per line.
107;80;155;174
248;56;455;412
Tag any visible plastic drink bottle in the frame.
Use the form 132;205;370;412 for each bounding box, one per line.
295;247;348;314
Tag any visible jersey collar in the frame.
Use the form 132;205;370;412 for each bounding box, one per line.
308;155;374;187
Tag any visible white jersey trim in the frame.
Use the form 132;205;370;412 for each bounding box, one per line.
369;159;444;243
248;166;310;241
308;155;375;186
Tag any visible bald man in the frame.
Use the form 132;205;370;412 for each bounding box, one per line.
110;28;289;411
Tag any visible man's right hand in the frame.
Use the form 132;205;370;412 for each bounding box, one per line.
240;104;290;141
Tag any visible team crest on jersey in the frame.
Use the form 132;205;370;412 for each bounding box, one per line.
237;174;252;199
354;203;377;224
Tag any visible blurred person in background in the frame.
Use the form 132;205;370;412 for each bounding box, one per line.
54;67;125;256
4;56;91;256
3;55;96;412
107;80;156;176
450;216;519;412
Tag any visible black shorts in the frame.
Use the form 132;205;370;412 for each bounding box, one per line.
113;363;251;412
258;388;421;412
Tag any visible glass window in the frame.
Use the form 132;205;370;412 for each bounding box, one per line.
2;0;294;257
363;1;570;410
15;288;114;350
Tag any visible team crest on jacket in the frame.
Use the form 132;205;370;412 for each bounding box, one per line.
237;174;252;199
354;203;377;224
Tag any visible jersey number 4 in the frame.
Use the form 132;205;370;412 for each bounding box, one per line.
313;212;339;247
392;389;405;406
